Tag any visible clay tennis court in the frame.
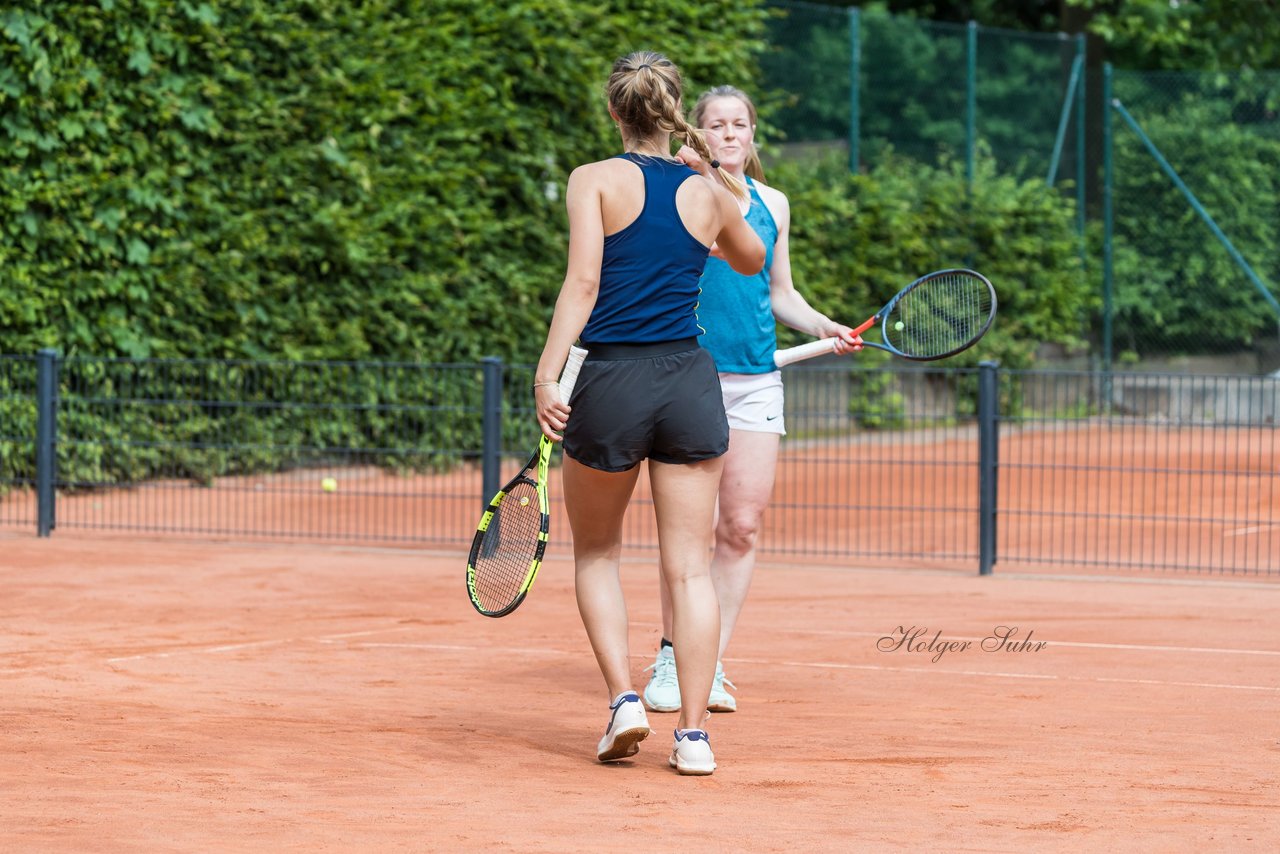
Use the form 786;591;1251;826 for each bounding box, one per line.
4;529;1278;851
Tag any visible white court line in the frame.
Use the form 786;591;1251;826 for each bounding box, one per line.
107;639;293;663
1225;524;1278;538
319;628;420;640
0;665;56;675
0;626;417;672
333;640;1280;693
11;627;1275;694
728;657;1280;693
206;639;295;654
744;628;1280;658
103;626;414;663
348;642;569;656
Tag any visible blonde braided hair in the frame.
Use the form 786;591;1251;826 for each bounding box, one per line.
606;52;749;202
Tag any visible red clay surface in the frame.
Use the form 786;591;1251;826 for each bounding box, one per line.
3;532;1279;851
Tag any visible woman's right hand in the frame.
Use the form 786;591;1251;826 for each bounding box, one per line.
535;382;571;442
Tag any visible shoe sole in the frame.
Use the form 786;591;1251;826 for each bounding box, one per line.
668;755;716;776
597;726;649;762
648;700;736;713
646;694;736;713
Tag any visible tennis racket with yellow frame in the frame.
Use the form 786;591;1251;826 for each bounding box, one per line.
466;345;587;617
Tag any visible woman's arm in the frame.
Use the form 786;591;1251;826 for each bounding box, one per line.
760;188;861;354
534;166;604;441
712;185;766;276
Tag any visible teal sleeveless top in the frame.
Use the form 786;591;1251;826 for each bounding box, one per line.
696;177;778;373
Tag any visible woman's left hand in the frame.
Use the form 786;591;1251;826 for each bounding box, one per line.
675;144;712;176
823;321;863;355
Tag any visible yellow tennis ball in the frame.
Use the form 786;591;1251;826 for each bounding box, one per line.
894;321;905;331
321;477;337;492
519;496;531;506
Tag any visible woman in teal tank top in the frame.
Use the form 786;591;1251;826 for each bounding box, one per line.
643;87;863;716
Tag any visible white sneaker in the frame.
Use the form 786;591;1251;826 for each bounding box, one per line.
707;661;737;713
668;728;715;776
642;646;680;713
596;691;650;762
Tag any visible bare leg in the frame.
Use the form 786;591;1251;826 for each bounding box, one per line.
658;429;779;658
708;430;779;657
649;456;724;731
562;456;641;702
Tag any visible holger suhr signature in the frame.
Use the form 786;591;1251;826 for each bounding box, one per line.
877;626;1048;663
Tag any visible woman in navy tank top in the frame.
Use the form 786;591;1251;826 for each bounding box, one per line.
532;52;764;776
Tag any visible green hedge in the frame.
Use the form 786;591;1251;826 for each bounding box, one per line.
0;0;767;487
1;1;1093;485
0;0;765;364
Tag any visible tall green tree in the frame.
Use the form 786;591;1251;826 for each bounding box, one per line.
784;0;1067;32
1067;0;1280;70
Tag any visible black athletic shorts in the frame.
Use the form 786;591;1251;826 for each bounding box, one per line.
562;338;730;473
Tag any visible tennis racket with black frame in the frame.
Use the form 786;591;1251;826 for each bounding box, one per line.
466;345;587;618
774;268;996;367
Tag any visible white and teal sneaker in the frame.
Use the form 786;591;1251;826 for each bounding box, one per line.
597;691;650;762
669;728;716;776
707;661;737;713
642;646;681;713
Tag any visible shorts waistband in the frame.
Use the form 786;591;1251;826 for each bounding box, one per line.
581;338;699;360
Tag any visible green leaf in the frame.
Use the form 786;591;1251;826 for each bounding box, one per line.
57;117;85;140
127;47;153;76
126;238;151;265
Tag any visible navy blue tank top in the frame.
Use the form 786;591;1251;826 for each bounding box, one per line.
579;154;710;344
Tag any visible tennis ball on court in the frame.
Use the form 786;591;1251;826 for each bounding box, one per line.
894;321;905;331
321;477;338;493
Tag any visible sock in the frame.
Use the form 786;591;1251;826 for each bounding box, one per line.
660;638;673;650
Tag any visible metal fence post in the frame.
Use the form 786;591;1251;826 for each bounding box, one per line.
36;348;59;537
480;357;503;511
1101;62;1114;410
848;5;860;174
977;361;999;575
1074;32;1087;265
966;20;977;194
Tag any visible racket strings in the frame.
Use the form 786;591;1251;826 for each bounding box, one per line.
886;272;993;358
471;479;545;612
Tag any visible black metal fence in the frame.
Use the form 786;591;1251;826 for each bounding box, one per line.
1;351;1276;576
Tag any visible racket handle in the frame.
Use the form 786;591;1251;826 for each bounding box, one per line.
559;345;588;403
773;337;838;368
